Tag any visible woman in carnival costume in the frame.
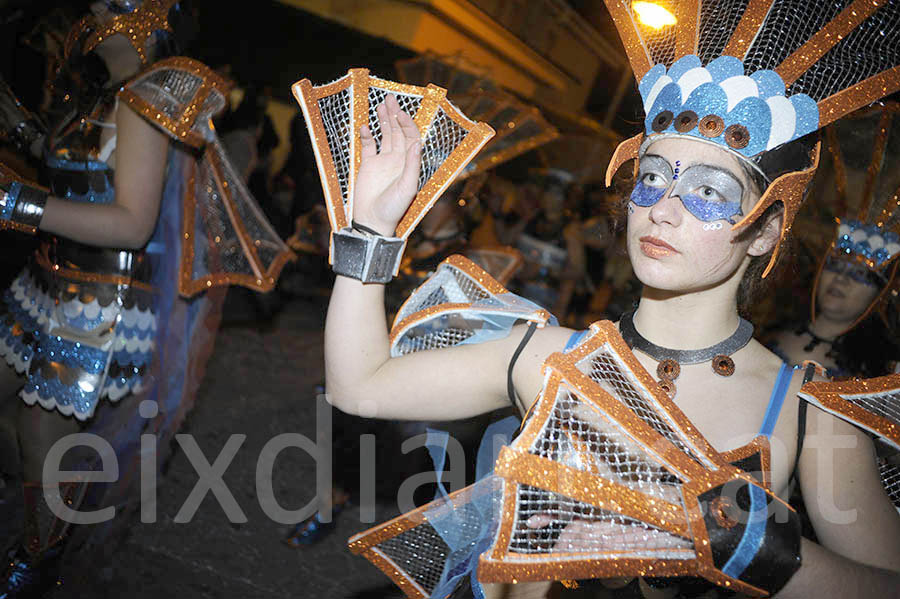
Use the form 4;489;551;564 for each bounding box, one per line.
0;1;291;595
768;102;900;514
317;0;900;597
769;102;900;381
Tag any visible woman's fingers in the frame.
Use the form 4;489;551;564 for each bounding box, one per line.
360;124;377;158
376;100;392;154
398;135;422;193
396;105;421;144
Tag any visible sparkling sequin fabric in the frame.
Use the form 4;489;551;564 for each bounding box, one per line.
0;159;156;419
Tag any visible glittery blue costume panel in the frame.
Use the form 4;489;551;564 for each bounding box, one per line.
0;159;157;420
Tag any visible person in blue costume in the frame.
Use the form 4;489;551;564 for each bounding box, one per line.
0;1;292;596
319;3;900;597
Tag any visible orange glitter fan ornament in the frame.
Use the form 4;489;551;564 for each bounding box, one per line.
799;373;900;454
119;57;294;295
395;53;559;179
477;321;795;597
389;255;552;359
349;320;798;597
292;69;494;276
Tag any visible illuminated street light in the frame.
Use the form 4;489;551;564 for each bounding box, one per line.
632;1;677;29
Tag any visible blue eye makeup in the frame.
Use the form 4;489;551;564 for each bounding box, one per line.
824;256;882;287
630;155;745;224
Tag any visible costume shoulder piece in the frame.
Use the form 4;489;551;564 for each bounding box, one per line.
352;321;800;598
389;254;554;357
798;373;900;452
118;56;230;148
121;57;294;295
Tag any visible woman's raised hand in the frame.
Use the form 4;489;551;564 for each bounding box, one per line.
353;95;422;236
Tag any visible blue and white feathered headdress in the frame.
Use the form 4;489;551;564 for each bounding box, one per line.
604;0;900;278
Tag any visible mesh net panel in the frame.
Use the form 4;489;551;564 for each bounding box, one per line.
878;458;900;507
841;389;900;429
392;262;499;356
525;386;685;501
366;85;423;153
395;262;491;325
874;115;900;229
788;1;900;102
395;324;477;355
193;89;226;137
579;345;711;468
193;155;254;281
206;140;287;275
629;0;679;67
316;85;353;207
697;0;751;63
129;67;202;123
418;106;469;190
507;484;694;556
743;1;849;77
376;521;450;596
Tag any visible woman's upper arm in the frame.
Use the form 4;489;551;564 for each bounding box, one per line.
112;103;169;241
798;404;900;572
333;324;574;422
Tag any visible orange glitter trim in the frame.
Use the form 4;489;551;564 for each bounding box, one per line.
720;435;772;491
291;76;350;232
81;0;177;65
818;68;900;129
605;133;642;188
722;0;776;61
799;373;900;450
118;57;231;149
603;0;653;80
34;246;154;293
675;0;702;58
775;0;884;87
731;142;821;278
493;446;692;538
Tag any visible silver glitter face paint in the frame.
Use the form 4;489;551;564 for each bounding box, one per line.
630;154;745;223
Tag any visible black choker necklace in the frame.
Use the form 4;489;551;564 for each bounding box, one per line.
796;323;834;352
619;310;754;398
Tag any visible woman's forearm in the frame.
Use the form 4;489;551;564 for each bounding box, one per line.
776;538;900;598
323;275;392;413
39;197;159;249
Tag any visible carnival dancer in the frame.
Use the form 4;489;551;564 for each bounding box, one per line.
317;1;900;597
767;102;900;513
0;1;292;595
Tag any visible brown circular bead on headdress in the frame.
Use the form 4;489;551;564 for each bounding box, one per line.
712;354;736;376
652;111;674;132
674;110;698;133
711;496;739;529
725;124;750;149
699;115;725;138
656;359;681;381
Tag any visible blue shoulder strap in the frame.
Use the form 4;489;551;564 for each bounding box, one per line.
758;362;793;438
564;329;588;352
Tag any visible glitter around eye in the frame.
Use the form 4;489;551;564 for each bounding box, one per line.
681;194;743;223
630;181;666;207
